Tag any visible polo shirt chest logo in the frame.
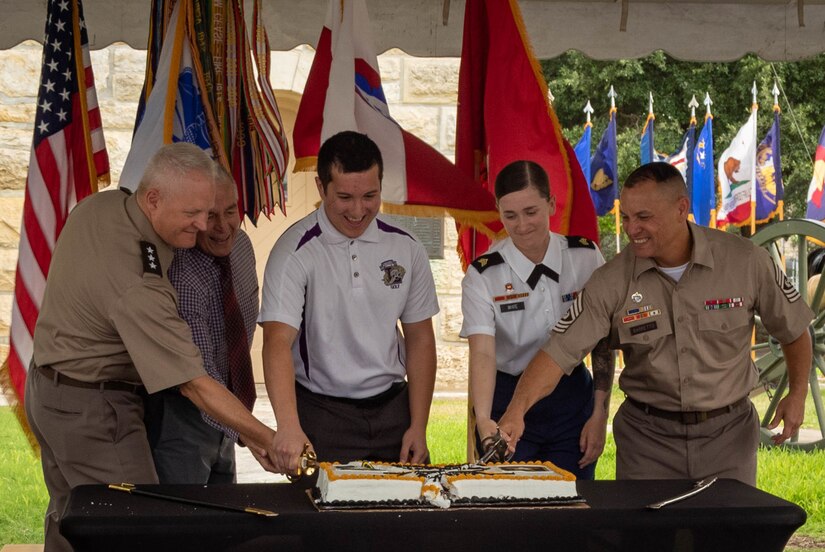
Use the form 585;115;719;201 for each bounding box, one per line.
140;240;162;276
380;259;406;288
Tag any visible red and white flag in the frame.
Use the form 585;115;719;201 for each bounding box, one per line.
0;0;108;445
716;109;757;228
292;0;498;227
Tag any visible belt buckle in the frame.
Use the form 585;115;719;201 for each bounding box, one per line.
681;411;707;425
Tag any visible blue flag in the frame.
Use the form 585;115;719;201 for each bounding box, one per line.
691;115;715;226
119;1;212;191
640;113;655;165
574;123;592;186
590;110;618;216
754;110;783;222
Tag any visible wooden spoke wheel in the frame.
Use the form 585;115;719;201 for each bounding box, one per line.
751;219;825;450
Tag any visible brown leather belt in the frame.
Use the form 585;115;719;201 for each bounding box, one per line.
626;396;748;425
37;364;145;394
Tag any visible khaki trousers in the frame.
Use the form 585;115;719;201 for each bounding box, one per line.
25;367;157;552
613;397;759;485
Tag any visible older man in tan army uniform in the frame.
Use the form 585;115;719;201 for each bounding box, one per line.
25;143;277;552
498;162;813;485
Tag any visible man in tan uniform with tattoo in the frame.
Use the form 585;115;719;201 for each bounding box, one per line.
499;162;813;485
25;143;277;552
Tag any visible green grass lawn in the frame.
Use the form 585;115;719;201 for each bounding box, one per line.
3;397;824;547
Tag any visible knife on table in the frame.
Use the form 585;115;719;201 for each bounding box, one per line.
645;476;718;510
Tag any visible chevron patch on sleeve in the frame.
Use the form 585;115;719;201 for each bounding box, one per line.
773;262;800;303
553;290;585;333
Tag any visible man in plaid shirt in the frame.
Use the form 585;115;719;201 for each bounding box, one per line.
145;167;259;483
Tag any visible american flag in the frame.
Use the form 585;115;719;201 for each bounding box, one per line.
0;0;108;444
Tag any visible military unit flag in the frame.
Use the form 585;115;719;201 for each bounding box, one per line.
590;108;618;216
574;122;592;186
754;108;783;223
691;114;715;226
455;0;597;267
805;125;825;221
120;0;289;223
640;111;656;165
0;0;108;446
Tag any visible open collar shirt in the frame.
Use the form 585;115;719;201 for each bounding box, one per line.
543;223;813;411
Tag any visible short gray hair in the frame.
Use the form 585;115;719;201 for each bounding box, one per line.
136;143;217;197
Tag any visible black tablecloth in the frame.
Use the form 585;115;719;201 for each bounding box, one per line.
61;478;805;552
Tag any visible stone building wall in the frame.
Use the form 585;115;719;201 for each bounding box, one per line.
0;42;470;391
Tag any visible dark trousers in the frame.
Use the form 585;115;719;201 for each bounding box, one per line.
144;389;236;484
296;382;416;464
479;363;595;479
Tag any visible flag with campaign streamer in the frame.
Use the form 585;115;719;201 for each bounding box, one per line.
454;0;598;267
590;109;618;216
805;125;825;221
0;0;109;448
640;112;656;165
717;109;757;228
691;115;714;226
292;0;498;233
120;0;288;223
574;123;592;186
754;109;783;223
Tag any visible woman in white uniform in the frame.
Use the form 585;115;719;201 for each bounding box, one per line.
460;160;612;479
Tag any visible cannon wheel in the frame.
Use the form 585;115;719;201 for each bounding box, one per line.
751;219;825;451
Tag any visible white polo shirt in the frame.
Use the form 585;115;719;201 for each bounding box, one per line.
259;207;439;398
460;233;604;376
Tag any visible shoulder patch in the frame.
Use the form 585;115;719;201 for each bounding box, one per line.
566;236;595;249
471;252;505;273
772;261;801;303
140;240;163;276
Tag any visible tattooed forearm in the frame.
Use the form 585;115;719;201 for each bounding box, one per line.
591;337;614;397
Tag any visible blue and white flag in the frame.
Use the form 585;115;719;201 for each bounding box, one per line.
119;2;212;191
574;123;592;186
691;115;715;226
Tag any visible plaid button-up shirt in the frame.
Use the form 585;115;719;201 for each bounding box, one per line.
169;230;259;440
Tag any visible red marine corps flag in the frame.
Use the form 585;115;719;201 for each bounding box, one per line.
455;0;599;268
0;0;109;446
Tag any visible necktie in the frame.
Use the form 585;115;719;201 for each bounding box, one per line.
215;256;256;411
526;263;560;290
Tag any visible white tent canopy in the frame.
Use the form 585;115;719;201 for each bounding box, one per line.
1;0;824;61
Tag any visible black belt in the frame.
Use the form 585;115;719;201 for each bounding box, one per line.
297;381;407;408
37;364;145;394
626;396;748;425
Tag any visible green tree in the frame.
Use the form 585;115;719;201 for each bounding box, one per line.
543;51;825;256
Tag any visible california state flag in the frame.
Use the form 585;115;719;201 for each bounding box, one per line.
293;0;498;226
716;109;757;227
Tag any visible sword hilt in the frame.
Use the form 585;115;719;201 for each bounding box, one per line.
286;443;318;482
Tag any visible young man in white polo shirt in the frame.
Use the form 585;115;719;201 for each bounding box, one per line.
259;131;439;475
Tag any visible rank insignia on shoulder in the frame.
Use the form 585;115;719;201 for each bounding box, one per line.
471;252;505;273
140;240;162;276
566;236;595;249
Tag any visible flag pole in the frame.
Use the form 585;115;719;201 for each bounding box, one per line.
772;81;784;221
687;95;699;223
706;93;718;229
609;86;621;253
750;81;758;235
